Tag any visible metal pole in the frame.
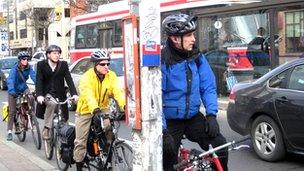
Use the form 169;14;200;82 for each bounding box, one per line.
7;0;11;55
130;0;162;170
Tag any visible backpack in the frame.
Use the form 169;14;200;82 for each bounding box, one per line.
58;124;75;164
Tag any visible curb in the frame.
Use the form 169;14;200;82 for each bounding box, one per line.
0;138;58;171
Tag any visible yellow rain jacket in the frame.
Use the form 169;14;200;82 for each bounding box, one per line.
76;68;125;115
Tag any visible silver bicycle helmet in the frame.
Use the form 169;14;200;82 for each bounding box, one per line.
162;14;197;36
17;51;30;60
91;49;111;62
46;45;62;55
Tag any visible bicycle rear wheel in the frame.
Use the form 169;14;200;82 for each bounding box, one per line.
55;134;69;171
14;112;26;142
31;116;42;150
44;127;54;160
111;141;133;171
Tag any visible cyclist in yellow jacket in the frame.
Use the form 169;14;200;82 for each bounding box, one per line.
73;49;125;171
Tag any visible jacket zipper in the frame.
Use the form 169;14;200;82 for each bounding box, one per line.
101;88;108;103
185;62;192;118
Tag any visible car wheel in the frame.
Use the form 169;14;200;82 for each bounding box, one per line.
251;115;285;161
66;91;76;111
0;78;7;90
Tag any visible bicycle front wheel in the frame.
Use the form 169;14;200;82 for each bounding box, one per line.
31;116;42;149
44;127;54;160
14;112;26;142
112;141;133;171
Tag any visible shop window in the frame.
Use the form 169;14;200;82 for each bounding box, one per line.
285;11;304;53
199;12;270;95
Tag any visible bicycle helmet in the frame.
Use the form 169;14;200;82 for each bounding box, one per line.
46;45;62;55
90;49;111;63
162;14;197;36
17;51;30;60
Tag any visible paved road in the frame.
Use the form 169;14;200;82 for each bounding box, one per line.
0;90;304;170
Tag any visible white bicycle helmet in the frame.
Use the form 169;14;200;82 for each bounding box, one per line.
91;49;111;62
162;14;197;36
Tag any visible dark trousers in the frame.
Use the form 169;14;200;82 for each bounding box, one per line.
164;113;228;171
7;95;17;131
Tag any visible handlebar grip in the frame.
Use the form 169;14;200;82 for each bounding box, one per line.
234;135;251;144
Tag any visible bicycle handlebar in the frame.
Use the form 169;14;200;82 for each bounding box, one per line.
198;135;250;158
45;96;75;105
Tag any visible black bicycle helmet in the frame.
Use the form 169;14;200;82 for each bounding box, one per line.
91;49;111;63
17;51;30;60
46;45;62;56
162;14;197;36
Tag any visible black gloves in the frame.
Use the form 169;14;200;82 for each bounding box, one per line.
205;115;220;137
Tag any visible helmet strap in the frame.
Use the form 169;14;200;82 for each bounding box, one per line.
181;36;185;51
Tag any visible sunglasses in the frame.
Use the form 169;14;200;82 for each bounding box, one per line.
21;57;29;61
98;63;110;66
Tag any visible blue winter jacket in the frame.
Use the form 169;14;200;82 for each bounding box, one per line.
7;63;36;96
161;45;218;129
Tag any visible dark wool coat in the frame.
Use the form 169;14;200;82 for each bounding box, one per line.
35;60;77;120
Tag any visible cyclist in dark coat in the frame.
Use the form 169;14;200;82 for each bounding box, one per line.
35;45;78;140
161;14;228;171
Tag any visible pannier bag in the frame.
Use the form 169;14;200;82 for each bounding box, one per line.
2;103;9;122
58;124;76;164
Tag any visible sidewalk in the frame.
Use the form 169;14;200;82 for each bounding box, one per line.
0;138;57;171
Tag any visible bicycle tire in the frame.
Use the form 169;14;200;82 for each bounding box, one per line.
111;141;133;171
55;134;69;171
44;126;54;160
31;116;42;150
14;112;26;142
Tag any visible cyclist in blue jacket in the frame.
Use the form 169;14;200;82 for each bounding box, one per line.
161;14;228;170
6;51;36;141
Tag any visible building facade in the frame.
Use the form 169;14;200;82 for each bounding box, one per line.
2;0;70;59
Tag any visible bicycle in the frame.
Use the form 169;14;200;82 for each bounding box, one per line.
43;96;74;164
14;91;42;149
74;111;133;171
176;136;251;171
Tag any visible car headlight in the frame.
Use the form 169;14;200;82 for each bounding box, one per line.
4;73;9;78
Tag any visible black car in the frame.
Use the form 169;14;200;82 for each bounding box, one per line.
0;56;18;90
227;58;304;162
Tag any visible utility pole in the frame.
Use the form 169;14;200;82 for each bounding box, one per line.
125;0;162;170
6;0;11;55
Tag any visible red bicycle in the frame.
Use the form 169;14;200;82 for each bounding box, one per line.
177;136;250;171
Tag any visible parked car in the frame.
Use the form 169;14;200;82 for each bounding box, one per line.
227;58;304;162
0;56;19;90
69;56;125;119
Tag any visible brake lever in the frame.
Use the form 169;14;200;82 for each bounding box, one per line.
231;144;250;151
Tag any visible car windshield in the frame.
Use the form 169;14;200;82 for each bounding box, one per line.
0;57;18;69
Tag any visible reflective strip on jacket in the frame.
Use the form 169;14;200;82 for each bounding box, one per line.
76;68;125;115
7;64;36;96
161;53;218;122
